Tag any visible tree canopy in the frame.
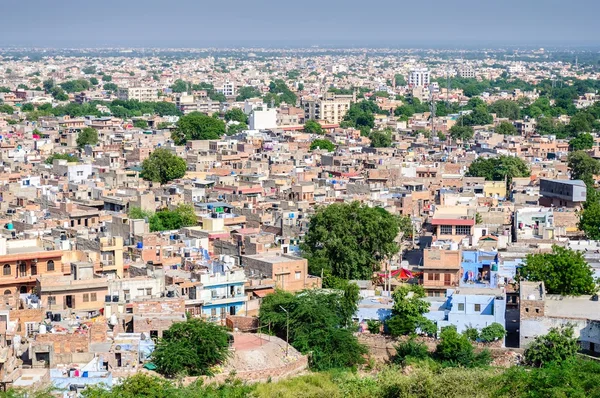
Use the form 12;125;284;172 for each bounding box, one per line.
495;121;518;135
370;130;393;148
224;108;248;124
467;155;530;182
568;151;600;187
76;127;98;148
236;86;262;102
304;119;323;134
386;285;435;337
524;326;579;368
310;139;335;152
489;100;520;120
259;284;366;370
301;202;400;282
172;112;226;144
151;318;230;377
140;148;187;185
149;204;197;232
519;245;597;296
569;133;594;151
449;124;474;141
45;153;78;164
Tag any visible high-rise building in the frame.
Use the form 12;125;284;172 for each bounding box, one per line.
408;68;431;88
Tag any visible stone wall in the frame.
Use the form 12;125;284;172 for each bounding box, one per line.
226;316;258;332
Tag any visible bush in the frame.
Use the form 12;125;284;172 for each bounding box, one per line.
479;323;506;343
463;326;479;342
393;338;430;365
524;325;579;367
434;326;491;368
366;320;381;334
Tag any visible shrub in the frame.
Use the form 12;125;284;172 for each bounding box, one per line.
524;325;579;367
367;320;381;334
393;338;430;366
463;326;479;342
480;323;506;343
434;326;491;368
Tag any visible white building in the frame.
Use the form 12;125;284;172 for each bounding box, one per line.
408;68;430;88
249;109;277;130
216;80;235;97
117;87;158;102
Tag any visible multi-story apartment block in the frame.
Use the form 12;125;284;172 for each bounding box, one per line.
117;87;158;102
408;68;430;88
302;92;353;124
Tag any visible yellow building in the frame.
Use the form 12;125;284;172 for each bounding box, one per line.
483;181;507;199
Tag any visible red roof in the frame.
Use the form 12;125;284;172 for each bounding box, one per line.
431;218;475;226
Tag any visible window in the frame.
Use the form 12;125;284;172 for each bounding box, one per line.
2;264;10;276
440;225;452;235
458;303;465;311
428;273;434;281
48;296;56;305
211;308;217;316
46;260;55;272
91;293;97;302
295;271;301;280
146;288;152;296
83;294;89;302
434;273;440;281
3;290;10;295
456;225;472;235
474;304;481;312
76;171;83;177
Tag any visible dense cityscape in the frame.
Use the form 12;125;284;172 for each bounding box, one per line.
1;22;600;398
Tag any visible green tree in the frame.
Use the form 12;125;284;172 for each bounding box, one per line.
259;286;366;371
127;207;152;220
133;120;148;129
89;77;99;86
170;79;188;93
304;120;323;134
458;105;493;126
45;153;78;164
101;75;112;82
82;373;178;398
434;326;491;368
463;326;480;342
21;103;34;112
140;148;187;185
579;189;600;240
103;83;118;92
386;285;433;336
524;326;579;368
60;79;91;93
489;99;521;120
50;87;68;101
568;150;600;187
449;124;474;141
310;139;335;152
76;127;98;148
519;245;597;296
172;111;226;144
152;318;230;377
394;74;407;86
0;104;14;114
569;132;594;151
479;323;506;343
42;79;54;92
82;66;96;75
224;108;248;123
393;337;429;366
301;202;400;281
226;122;248;135
370;131;393;148
495;121;518;135
467;155;530;182
568;111;595;135
235;86;261;101
149;204;197;232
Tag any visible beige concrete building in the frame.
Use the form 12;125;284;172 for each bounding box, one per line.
117;87;158;102
302;93;353;124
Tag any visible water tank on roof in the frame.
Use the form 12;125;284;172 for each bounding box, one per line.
137;242;143;249
450;242;459;251
207;204;213;210
39;324;47;334
6;223;13;230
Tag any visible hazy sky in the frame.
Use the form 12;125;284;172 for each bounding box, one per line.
1;0;599;48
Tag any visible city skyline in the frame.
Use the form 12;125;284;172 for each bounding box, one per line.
1;0;599;48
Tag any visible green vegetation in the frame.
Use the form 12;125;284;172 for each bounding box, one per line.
44;153;78;164
304;119;323;134
434;326;492;368
224;108;248;124
523;325;579;368
133;120;148;129
264;79;297;106
466;155;530;182
259;284;366;371
489;99;520;120
103;83;118;92
60;79;91;93
140;148;187;185
568;150;600;187
0;104;14;114
387;285;435;337
519;245;597;296
226;122;248;136
141;204;197;232
370;130;393;148
302;202;400;282
579;189;600;240
495;121;518;135
172;111;225;144
236;86;262;101
151;318;230;377
479;323;506;343
449;124;474;141
76;127;98;148
310;139;335;152
569;132;594;151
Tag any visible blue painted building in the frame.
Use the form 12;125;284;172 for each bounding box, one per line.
198;261;248;321
460;250;501;288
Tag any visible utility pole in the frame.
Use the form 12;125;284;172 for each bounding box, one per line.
279;306;289;357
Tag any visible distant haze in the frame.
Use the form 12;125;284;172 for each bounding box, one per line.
2;0;599;48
